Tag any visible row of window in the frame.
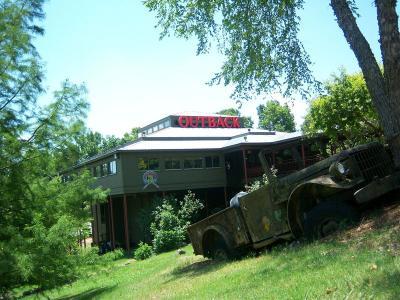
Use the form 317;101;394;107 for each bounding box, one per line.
138;155;221;171
92;160;117;177
142;119;171;136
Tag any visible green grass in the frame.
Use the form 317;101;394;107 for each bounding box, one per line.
20;205;400;299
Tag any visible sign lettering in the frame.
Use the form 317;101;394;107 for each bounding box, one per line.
178;115;241;128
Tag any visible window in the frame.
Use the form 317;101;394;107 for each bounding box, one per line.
205;155;220;168
165;159;181;170
153;125;158;132
184;158;203;169
101;163;108;176
95;165;101;177
159;122;164;130
164;120;171;128
109;160;117;174
138;158;160;170
100;204;107;224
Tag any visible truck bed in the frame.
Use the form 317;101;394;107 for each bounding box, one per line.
187;206;250;256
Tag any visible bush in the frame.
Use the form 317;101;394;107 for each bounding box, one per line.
101;248;124;262
179;190;204;226
134;242;153;260
150;192;203;254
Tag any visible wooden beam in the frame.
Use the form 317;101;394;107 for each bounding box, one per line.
242;149;248;186
95;204;100;244
301;144;306;167
123;194;130;252
224;186;228;207
109;196;116;249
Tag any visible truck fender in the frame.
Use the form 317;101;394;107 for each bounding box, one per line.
287;177;353;238
201;225;234;255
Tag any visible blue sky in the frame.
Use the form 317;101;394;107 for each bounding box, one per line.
34;1;390;136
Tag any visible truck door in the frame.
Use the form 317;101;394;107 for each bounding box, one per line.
239;184;289;243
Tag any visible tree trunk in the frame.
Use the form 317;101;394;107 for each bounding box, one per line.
375;0;400;167
330;0;400;168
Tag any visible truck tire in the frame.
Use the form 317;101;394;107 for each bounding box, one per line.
208;238;231;260
303;201;360;240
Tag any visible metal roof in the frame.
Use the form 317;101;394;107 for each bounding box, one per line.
74;126;304;168
119;128;302;151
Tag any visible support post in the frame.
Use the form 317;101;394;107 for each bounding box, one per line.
301;144;306;167
205;190;209;215
95;204;100;243
109;196;116;249
242;149;248;186
272;152;276;167
224;186;228;207
123;194;130;252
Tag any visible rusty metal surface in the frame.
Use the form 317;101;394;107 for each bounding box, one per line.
239;185;290;243
355;172;400;204
188;207;249;255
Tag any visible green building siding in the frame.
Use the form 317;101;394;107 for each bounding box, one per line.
120;151;226;194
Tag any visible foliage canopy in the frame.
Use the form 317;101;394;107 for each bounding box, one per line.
0;0;107;295
257;100;296;132
145;0;316;100
303;70;382;147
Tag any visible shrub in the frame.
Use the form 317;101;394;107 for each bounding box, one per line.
101;248;124;263
150;192;203;254
179;190;204;227
134;242;153;260
151;201;186;253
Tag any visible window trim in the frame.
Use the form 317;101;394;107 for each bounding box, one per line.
164;159;182;171
137;158;160;171
183;157;204;170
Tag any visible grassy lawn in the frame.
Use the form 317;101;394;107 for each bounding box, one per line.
20;204;400;300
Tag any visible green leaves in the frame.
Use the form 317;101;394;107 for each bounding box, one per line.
303;70;382;148
257;99;296;132
149;191;204;253
0;2;108;294
145;0;317;100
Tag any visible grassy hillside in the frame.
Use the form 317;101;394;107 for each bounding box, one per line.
21;203;400;299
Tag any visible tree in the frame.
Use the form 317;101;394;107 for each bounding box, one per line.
216;108;254;128
303;70;382;147
76;127;139;161
257;100;296;132
145;0;400;167
0;1;106;295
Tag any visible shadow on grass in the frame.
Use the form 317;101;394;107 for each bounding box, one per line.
55;285;117;300
169;259;226;280
363;270;400;299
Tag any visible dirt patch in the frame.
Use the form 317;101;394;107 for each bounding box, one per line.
340;202;400;242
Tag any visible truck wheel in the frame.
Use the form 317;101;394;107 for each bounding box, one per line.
209;239;230;260
303;201;359;240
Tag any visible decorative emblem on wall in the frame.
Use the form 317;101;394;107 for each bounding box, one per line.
142;170;159;189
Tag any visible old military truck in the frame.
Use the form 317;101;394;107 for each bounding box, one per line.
187;142;400;258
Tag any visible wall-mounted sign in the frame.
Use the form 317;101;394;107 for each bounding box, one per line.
142;170;159;189
178;115;241;128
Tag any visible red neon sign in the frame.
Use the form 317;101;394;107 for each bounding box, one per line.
178;116;241;128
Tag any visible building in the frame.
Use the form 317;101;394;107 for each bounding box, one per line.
74;113;326;250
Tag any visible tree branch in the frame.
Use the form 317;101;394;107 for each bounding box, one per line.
0;79;28;111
